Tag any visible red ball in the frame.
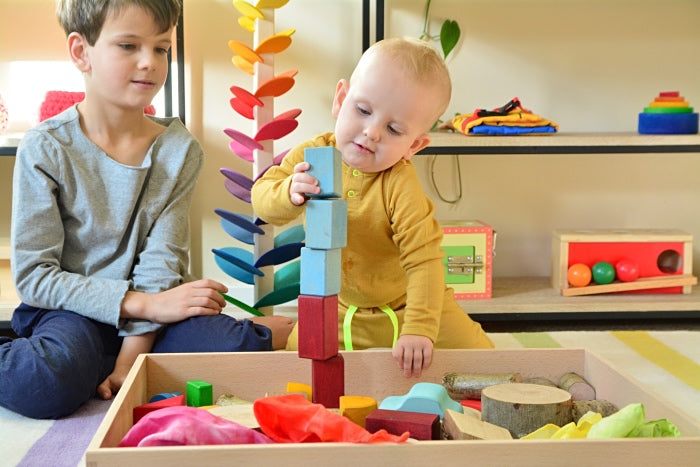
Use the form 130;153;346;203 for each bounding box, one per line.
615;259;640;282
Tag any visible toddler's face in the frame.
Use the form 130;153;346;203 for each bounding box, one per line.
332;55;438;173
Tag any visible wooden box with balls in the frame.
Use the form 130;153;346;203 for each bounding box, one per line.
551;229;696;296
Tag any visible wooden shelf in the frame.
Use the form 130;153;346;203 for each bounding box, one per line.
418;132;700;155
460;276;700;315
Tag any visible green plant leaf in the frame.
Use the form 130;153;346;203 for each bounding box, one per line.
440;19;460;58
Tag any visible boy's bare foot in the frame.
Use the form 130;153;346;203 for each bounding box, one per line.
250;315;295;350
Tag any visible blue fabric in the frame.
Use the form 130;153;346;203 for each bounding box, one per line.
469;125;557;135
0;304;271;419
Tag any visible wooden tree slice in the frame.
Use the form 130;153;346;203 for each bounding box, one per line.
558;372;596;401
572;399;618;422
481;383;573;438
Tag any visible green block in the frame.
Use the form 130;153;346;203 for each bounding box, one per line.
186;379;213;407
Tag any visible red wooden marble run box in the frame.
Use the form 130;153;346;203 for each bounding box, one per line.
551;229;694;295
440;221;495;299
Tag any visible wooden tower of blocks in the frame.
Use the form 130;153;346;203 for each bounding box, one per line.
298;146;346;408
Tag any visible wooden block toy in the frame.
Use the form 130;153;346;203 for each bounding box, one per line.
339;395;378;428
552;229;694;295
300;247;341;296
365;408;440;441
133;394;185;424
440;221;494;299
305;199;347;249
481;383;573;439
297;294;339;360
186;380;213;407
148;391;181;403
286;382;312;401
378;382;463;418
443;409;512;440
558;372;596;401
304;146;342;199
311;354;345;408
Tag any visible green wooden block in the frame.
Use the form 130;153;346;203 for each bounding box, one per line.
186;379;213;407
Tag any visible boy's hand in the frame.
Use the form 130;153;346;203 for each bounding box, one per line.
289;161;320;206
96;363;131;400
123;279;228;323
392;335;434;378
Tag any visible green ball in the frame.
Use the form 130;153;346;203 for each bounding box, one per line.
591;261;616;284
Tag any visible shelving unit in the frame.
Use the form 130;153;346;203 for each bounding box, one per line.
420;132;700;322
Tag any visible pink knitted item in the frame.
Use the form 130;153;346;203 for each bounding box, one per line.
39;90;157;122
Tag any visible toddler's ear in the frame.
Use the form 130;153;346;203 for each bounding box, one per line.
331;79;349;118
403;133;432;160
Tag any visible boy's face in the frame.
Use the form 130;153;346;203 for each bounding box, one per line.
79;5;173;112
332;54;438;173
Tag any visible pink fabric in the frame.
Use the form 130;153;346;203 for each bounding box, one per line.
119;406;274;447
253;394;410;443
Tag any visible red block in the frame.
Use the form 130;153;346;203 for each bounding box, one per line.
298;294;339;360
311;354;344;408
365;409;441;440
133;394;185;424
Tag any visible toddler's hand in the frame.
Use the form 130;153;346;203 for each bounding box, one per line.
392;335;433;378
289;161;320;206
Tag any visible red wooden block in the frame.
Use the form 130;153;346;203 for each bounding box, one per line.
298;294;339;360
133;394;185;424
365;409;441;440
311;354;344;408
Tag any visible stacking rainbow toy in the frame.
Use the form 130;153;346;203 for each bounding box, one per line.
638;91;698;134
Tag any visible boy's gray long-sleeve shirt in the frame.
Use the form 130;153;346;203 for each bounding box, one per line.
11;106;203;336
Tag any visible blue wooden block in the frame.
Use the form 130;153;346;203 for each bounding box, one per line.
300;247;341;296
305;146;342;199
378;382;463;419
305;199;347;250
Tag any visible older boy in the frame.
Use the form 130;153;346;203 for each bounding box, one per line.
0;0;292;419
252;38;493;379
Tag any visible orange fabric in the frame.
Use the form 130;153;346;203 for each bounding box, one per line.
253;394;410;443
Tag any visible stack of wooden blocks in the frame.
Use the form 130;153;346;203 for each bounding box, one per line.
298;146;346;408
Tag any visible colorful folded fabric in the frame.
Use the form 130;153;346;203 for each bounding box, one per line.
448;97;559;136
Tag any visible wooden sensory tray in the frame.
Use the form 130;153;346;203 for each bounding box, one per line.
86;349;700;466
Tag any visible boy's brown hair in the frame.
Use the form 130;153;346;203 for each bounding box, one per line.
56;0;180;45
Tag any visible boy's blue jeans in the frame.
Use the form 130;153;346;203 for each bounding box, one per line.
0;303;272;419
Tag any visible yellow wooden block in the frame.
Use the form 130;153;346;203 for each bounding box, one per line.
339;395;378;428
286;382;312;401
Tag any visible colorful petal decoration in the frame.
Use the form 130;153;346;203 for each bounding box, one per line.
253;283;300;309
224;178;251;203
232;55;255;75
274;108;301;121
255;75;295;98
274;224;305;247
230;97;255;119
238;16;255;33
228;40;262;64
221;168;254;191
254;242;304;268
220;217;255;245
215;208;264;234
228;140;254;162
224;127;264;151
230;86;263;107
234;0;264;19
255;34;292;55
256;0;290;9
213;247;263;277
254;118;298;141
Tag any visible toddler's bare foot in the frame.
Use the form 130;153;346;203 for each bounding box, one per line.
250;315;295;350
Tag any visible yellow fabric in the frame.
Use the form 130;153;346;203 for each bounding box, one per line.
251;133;493;351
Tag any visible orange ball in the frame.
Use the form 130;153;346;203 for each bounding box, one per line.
567;263;592;287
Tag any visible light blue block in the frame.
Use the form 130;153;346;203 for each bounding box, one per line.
306;199;347;250
378;382;463;419
305;146;342;199
300;247;341;296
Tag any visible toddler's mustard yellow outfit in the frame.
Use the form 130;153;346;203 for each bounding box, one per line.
251;133;493;351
